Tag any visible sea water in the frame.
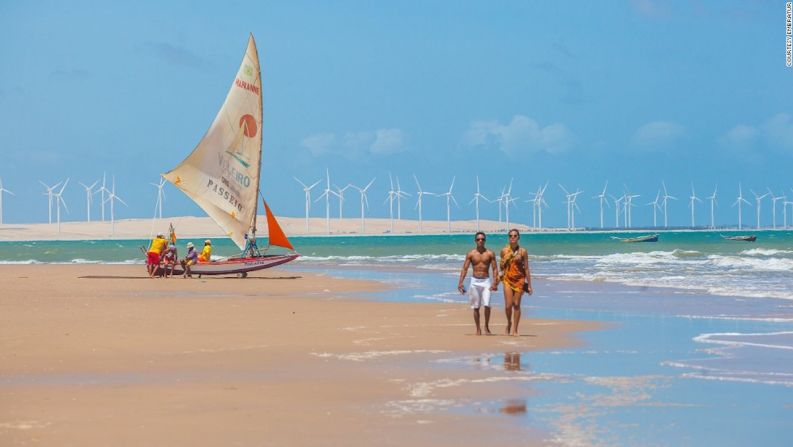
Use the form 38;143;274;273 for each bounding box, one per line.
2;230;792;444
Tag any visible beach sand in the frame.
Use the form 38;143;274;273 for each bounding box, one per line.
0;216;534;241
0;264;598;446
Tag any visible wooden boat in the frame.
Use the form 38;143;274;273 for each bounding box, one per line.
611;234;659;243
153;35;299;277
721;234;757;242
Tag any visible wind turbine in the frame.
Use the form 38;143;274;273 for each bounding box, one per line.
151;177;166;220
469;176;490;232
732;183;751;230
610;194;624;228
79;180;98;222
536;183;549;230
502;179;517;231
661;181;677;229
594;181;609;229
0;178;15;225
53;179;70;233
526;189;538;229
334;184;352;221
647;190;661;228
570;189;583;230
623;187;640;229
294;176;321;232
99;172;108;222
438;177;458;233
314;169;339;235
395;177;410;221
351;178;376;233
559;184;574;230
104;176;127;235
495;186;506;230
385;173;397;232
706;186;718;229
688;184;703;228
768;188;785;230
413;174;435;233
751;189;769;229
784;200;793;229
39;180;63;224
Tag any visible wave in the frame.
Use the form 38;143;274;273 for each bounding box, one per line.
740;248;793;257
708;255;793;272
693;331;793;351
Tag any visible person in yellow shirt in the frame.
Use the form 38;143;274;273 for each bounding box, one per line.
198;239;212;262
147;233;169;278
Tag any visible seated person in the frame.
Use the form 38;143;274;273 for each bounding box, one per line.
146;233;168;278
162;243;177;278
181;242;198;278
198;239;212;263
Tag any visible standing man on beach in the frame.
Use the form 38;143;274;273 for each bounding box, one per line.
458;231;498;335
500;229;533;336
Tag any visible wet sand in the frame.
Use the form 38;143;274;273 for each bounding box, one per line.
0;265;599;446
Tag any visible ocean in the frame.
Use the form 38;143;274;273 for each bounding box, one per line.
3;230;793;444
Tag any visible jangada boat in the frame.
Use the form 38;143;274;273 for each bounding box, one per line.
156;34;299;277
610;234;659;243
721;234;757;242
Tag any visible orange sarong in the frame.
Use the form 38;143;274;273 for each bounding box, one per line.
500;246;526;292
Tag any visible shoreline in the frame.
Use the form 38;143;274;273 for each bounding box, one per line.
0;264;600;446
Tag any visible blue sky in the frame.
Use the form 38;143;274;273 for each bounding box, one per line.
1;0;791;228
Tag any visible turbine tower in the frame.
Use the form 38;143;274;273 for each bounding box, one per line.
647;190;661;228
294;176;321;232
99;172;108;222
39;179;63;224
104;176;127;236
594;181;609;229
151;177;166;220
53;179;69;234
438;177;458;233
395;177;410;221
469;176;490;232
623;188;640;229
732;183;751;230
661;181;677;229
559;184;573;230
611;194;624;228
750;189;769;229
706;186;718;229
79;180;98;222
314;169;339;235
413;174;435;233
688;184;702;228
502;179;516;231
784;200;793;229
351;178;376;233
768;189;785;230
534;182;549;230
385;173;396;232
334;184;352;221
0;178;15;225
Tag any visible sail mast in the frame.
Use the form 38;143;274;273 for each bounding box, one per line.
250;33;263;239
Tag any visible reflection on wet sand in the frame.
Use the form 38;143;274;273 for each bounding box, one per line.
500;399;527;415
504;351;522;371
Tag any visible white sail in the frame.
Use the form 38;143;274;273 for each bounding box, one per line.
164;35;263;250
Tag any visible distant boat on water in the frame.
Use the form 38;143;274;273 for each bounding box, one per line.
721;234;757;242
611;234;659;243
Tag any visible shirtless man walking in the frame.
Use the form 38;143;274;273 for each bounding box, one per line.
458;232;499;335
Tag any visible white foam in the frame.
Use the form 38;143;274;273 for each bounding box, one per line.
741;248;793;257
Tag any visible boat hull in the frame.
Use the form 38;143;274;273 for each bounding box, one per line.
611;234;659;243
154;253;300;277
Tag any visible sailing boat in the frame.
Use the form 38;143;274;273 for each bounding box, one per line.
160;34;299;277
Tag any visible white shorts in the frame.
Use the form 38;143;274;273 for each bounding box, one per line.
468;277;492;309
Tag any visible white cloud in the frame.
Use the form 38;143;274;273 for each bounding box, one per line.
721;124;757;148
463;115;572;156
762;113;793;152
632;121;685;149
301;128;407;158
720;113;793;154
301;133;336;156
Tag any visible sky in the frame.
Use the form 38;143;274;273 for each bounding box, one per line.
1;0;792;229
